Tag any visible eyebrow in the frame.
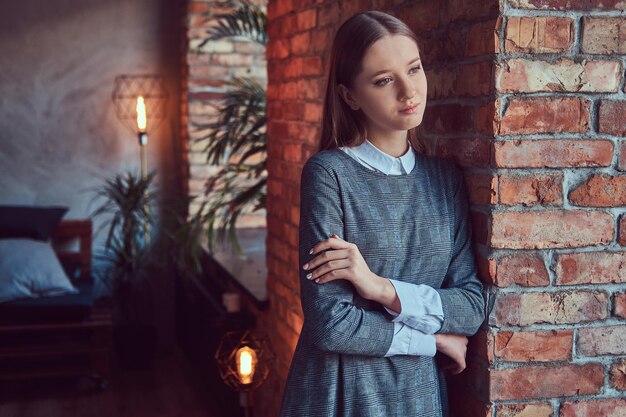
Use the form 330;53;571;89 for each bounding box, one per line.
370;57;421;79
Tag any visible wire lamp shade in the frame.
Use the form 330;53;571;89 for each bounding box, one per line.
112;74;168;134
215;330;274;392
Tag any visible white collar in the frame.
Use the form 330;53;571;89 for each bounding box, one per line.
346;138;415;175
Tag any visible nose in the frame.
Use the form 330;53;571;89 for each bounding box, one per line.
398;77;416;102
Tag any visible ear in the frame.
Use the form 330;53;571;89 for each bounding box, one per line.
337;84;360;111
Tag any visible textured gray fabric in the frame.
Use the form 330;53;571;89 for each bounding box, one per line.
279;148;485;417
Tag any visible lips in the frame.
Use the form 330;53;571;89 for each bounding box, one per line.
399;103;419;113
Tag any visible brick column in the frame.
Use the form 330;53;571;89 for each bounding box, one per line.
482;2;626;416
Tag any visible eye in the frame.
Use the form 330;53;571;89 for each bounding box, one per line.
374;76;392;87
408;65;422;75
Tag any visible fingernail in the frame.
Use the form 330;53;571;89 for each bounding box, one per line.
315;278;320;283
306;273;313;280
303;263;309;270
309;248;314;254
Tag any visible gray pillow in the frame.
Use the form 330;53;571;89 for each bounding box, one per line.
0;238;79;303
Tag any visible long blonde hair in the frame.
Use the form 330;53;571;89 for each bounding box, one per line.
318;11;426;153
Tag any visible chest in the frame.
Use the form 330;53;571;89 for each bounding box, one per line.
340;175;453;287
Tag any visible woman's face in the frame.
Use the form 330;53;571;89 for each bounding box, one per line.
339;34;427;141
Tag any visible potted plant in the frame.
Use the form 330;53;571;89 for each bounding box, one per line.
90;171;159;370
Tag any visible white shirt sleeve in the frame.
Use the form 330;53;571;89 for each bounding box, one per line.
384;322;437;357
384;279;444;334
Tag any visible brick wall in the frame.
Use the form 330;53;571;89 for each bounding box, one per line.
183;0;267;227
483;2;626;416
261;0;626;416
178;0;626;415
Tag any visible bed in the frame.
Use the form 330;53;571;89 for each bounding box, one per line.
0;215;112;390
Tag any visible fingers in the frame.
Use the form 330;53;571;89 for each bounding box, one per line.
308;234;353;256
304;258;351;283
303;249;350;273
309;266;350;284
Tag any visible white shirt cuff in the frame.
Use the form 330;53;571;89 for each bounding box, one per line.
385;322;437;357
384;279;444;334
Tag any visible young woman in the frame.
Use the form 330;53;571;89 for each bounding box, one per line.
278;11;485;417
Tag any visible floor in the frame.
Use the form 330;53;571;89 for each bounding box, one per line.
0;346;226;417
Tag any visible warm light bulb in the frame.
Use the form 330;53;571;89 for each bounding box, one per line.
236;346;257;385
136;96;147;132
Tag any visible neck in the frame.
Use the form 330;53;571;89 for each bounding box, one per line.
367;131;409;158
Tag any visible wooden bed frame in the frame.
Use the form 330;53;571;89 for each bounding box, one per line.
0;220;113;390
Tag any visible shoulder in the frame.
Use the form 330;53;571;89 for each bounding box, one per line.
416;152;464;191
301;149;352;180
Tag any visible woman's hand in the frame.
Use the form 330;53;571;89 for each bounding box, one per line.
435;334;468;375
303;234;384;301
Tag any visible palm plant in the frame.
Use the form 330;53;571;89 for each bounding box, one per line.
194;1;267;255
90;171;158;323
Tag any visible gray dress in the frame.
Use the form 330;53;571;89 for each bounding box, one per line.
278;148;485;417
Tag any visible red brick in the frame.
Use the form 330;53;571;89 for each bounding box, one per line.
434;138;492;168
494;291;608;326
465;19;500;56
499;97;590;135
556;251;626;285
403;0;441;35
498;173;563;206
465;173;498;205
296;78;323;100
287;122;319;147
279;81;299;100
490;363;604;401
578;325;626;356
611;358;626;390
303;102;323;123
302;56;323;76
424;103;475;134
615;291;626;318
268;14;295;39
571;174;626;207
426;68;457;99
283;142;302;163
445;0;499;23
296;8;316;31
311;27;331;53
476;101;498;135
498;59;622;93
317;2;339;28
284;58;303;78
493;139;613;168
561;399;626;417
509;0;626;9
491;210;614;249
495;252;550;287
282;101;305;121
495;330;572;362
599;100;626;136
289;32;310;56
496;403;552;417
619;142;626;171
505;16;574;53
457;61;493;97
582;17;626;54
267;0;293;19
